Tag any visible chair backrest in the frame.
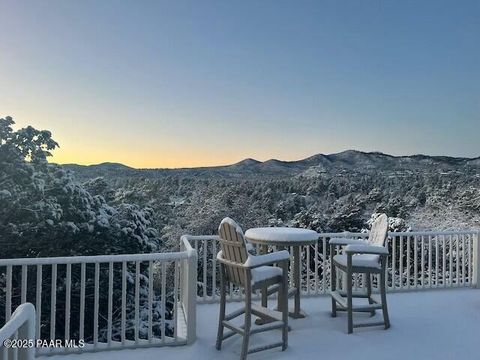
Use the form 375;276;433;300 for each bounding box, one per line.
218;217;249;287
368;213;389;246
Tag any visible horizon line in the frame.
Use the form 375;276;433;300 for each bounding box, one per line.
54;149;480;171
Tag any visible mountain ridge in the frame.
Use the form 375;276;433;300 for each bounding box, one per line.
61;150;480;180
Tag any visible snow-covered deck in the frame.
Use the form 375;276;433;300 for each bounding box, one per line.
45;288;480;360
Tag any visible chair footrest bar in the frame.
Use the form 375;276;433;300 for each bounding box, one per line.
222;320;244;336
251;304;282;322
224;307;245;321
250;321;284;335
247;342;284;354
288;287;297;298
221;330;237;341
335;307;377;314
330;290;348;308
353;321;386;328
266;284;281;296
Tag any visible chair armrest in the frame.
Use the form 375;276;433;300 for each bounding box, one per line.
344;244;388;255
329;238;368;246
244;251;290;269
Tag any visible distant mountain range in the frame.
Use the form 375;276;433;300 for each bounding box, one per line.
62;150;480;180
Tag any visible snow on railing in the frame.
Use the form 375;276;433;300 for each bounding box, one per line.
0;238;197;355
0;302;35;360
188;230;480;303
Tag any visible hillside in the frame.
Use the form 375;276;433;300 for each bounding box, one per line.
62;151;480;247
63;150;480;180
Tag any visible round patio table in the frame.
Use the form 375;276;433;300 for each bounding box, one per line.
245;227;318;318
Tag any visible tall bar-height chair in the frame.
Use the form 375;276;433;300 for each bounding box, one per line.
330;213;390;333
216;218;290;360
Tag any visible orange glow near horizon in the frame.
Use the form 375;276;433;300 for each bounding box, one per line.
49;148;256;169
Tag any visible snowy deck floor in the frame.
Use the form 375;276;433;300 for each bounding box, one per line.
44;288;480;360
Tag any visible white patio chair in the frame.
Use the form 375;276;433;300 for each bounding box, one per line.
216;218;290;360
329;213;390;333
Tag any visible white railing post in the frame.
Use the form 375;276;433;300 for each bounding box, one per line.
186;250;197;344
0;303;36;360
180;236;198;344
17;304;36;360
472;231;480;288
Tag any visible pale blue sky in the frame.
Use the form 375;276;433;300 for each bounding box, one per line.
0;1;478;167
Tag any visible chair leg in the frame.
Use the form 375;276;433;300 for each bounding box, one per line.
216;266;226;350
346;266;353;334
330;245;337;317
241;290;252;360
366;273;375;317
380;267;390;330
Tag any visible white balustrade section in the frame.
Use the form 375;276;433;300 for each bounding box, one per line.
189;230;480;303
1;230;478;356
0;303;36;360
0;236;197;355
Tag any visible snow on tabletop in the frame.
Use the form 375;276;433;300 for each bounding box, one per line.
245;227;318;242
44;289;480;360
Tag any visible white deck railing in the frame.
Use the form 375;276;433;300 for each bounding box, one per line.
0;236;197;355
189;230;480;303
0;302;36;360
1;230;478;355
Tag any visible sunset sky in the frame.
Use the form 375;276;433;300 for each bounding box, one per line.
1;1;478;168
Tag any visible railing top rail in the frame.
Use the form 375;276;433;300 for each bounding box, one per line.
0;250;191;267
319;230;480;237
181;230;480;243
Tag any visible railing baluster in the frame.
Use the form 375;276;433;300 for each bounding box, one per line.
449;235;453;286
173;260;179;342
148;260;153;343
414;236;418;289
121;261;127;345
36;265;42;339
6;265;12;321
314;239;319;294
442;235;446;287
65;263;71;341
399;236;403;289
467;234;472;283
50;264;57;340
435;236;439;287
456;235;460;286
203;239;207;301
462;234;466;284
428;235;432;288
107;261;113;345
21;265;27;303
421;235;425;288
161;262;167;344
306;245;311;295
391;236;396;290
406;236;410;289
135;261;140;344
94;262;100;345
212;239;217;301
79;263;85;341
